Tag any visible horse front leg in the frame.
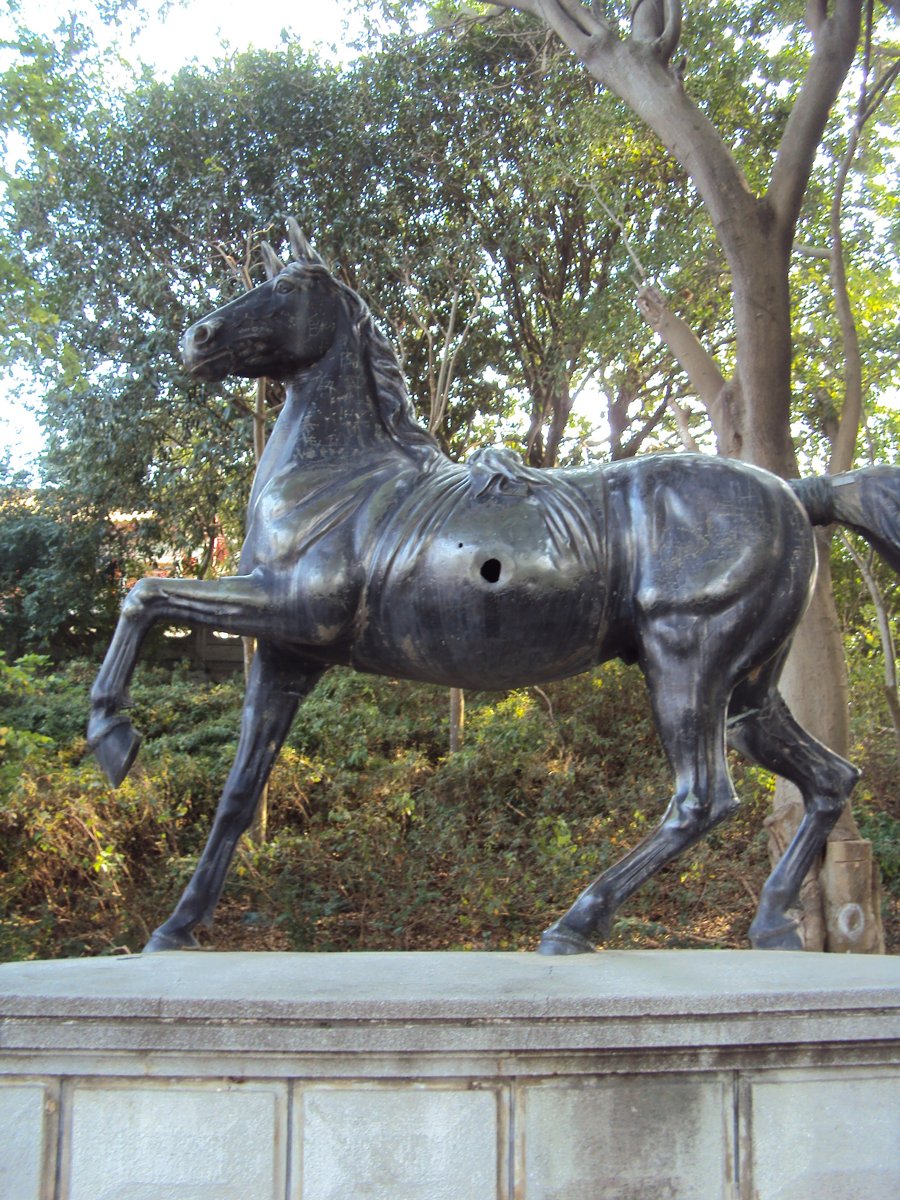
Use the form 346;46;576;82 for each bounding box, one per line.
88;571;273;786
145;643;322;951
540;624;739;955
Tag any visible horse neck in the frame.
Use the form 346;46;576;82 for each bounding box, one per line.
252;318;401;495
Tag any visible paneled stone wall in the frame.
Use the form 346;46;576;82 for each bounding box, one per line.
1;950;897;1199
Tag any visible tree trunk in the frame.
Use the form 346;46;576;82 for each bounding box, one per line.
449;687;465;753
635;243;881;951
700;210;879;952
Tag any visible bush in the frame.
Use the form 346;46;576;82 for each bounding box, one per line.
4;637;897;960
0;482;124;660
1;656;786;959
846;646;900;942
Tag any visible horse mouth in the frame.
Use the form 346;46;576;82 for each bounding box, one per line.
182;330;275;380
184;349;233;380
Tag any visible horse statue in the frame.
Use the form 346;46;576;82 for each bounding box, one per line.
88;221;900;955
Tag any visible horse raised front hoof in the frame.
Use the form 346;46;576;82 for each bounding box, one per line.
748;916;804;951
88;715;142;789
143;927;203;953
538;922;597;956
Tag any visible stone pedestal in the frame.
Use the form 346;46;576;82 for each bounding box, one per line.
1;949;898;1199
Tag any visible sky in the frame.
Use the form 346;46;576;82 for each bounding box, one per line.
124;1;362;72
2;0;366;474
7;0;361;71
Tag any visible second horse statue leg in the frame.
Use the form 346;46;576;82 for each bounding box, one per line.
144;641;322;951
540;614;741;954
540;631;858;954
727;669;858;949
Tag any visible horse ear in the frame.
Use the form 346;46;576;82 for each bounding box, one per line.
260;242;283;281
286;217;325;266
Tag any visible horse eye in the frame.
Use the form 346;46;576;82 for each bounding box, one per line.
274;278;294;294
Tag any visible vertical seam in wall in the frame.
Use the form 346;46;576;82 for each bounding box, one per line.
736;1069;753;1200
507;1077;517;1200
284;1081;295;1200
731;1069;741;1200
51;1078;67;1200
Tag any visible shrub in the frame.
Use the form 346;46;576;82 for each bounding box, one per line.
2;647;894;960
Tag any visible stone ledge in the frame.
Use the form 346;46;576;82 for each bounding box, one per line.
2;949;897;1065
2;950;898;1200
2;947;898;1019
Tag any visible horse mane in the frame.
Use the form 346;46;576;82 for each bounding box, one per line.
336;276;551;492
305;265;443;468
354;301;444;468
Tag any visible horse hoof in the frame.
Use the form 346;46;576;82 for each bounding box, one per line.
142;927;202;953
538;922;596;956
89;717;142;788
749;919;803;951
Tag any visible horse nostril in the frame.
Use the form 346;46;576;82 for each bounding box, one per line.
183;317;223;368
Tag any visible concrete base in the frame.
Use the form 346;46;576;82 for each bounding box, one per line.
1;949;898;1199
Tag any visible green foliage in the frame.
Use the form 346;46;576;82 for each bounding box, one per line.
1;657;782;960
0;465;125;657
3;642;896;962
1;6;710;531
858;808;900;890
847;647;900;932
0;660;242;959
2;3;896;646
0;651;53;791
1;1;898;960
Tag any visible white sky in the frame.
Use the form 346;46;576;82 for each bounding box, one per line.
6;0;361;73
2;0;364;473
126;1;363;73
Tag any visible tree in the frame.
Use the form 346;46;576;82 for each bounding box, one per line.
0;459;124;657
2;18;698;595
351;20;694;466
2;36;359;570
486;0;899;949
4;3;896;947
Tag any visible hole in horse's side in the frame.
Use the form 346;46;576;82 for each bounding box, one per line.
480;558;502;583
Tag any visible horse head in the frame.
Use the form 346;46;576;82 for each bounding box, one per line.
182;222;342;382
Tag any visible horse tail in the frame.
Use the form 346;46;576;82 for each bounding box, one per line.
789;465;900;573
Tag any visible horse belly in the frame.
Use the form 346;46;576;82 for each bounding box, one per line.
353;521;607;690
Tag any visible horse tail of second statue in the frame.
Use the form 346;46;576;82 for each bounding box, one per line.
791;465;900;572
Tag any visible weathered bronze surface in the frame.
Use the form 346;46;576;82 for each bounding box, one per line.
88;223;900;954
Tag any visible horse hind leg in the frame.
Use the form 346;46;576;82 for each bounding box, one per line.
144;643;322;952
540;625;739;955
727;681;859;950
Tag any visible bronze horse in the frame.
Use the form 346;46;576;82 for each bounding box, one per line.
88;223;900;954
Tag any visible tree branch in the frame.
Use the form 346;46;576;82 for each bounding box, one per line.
828;2;897;473
630;0;682;65
489;0;545;21
493;0;757;244
636;282;739;453
840;531;900;753
491;0;611;57
768;0;863;233
589;187;647;281
667;391;701;453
